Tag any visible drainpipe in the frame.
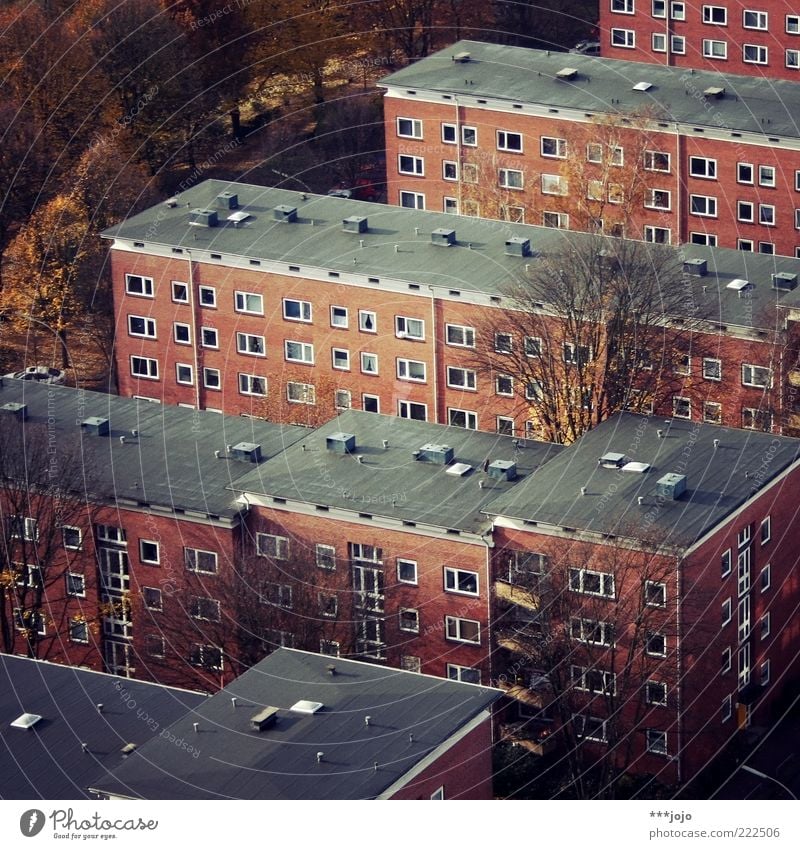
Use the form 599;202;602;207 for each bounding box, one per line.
428;285;440;423
675;553;683;785
455;95;462;213
186;249;201;410
675;123;683;245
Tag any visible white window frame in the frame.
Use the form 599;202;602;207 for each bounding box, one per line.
743;10;768;30
398;154;424;176
175;363;193;385
670;1;684;19
190;596;221;622
358;310;377;333
62;525;82;550
611;0;634;13
444;567;479;596
330;305;348;328
645;188;671;210
742;364;772;388
396;358;426;382
315;543;336;570
130;356;158;380
128;315;156;339
497;130;523;152
759;204;776;226
673;396;691;419
651;32;667;52
173;322;191;345
702;357;721;381
702;5;727;25
448;408;477;430
543;211;569;229
443;161;458;181
399;191;425;210
702;39;727;59
569;567;615;598
399;608;420;633
789;49;800;69
446;366;477;391
397;558;418;585
541;136;567;159
446;323;475;348
200;326;218;349
689;156;717;179
461;125;477;146
203;367;221;390
125;274;154;297
738;200;755;223
171;281;188;303
646;729;668;756
395;315;425;340
142;586;162;611
743;43;768;64
445;615;480;644
611;28;635;48
66;572;86;598
198;285;216;308
287;381;315;405
690;194;718;217
257;533;289;560
541;173;566;195
646;680;668;706
645;580;666;607
646;631;667;657
139;539;160;565
331;348;350;371
282;298;312;323
235;291;264;315
360;352;378;374
500;168;524;190
335;389;352;410
398;400;427;421
441;123;457;144
396;117;422;139
237;332;266;357
238;373;266;396
644;151;670;172
760;516;771;545
284;340;314;364
788;14;800;33
185;547;218;574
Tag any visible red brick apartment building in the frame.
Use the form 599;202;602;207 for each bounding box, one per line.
379;40;800;256
600;0;800;80
105;179;800;439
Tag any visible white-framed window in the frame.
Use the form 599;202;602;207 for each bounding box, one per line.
645;580;666;607
671;34;686;53
586;142;603;164
674;353;690;374
703;39;727;59
142;586;162;611
198;285;216;308
443;196;459;214
743;10;767;30
446;366;476;390
563;342;591;365
646;188;671;210
282;298;312;322
652;33;667;51
173;322;191;345
690;232;718;247
445;616;480;644
738;524;752;549
171;281;188;303
721;548;732;577
703;5;727;24
139;539;160;565
237;332;266;356
360;352;378;374
358;309;377;333
689;156;717;179
761;612;771;639
238;373;266;396
690;194;717;217
574;714;608;743
335;389;352;410
761;659;770;685
399;191;425;209
287;381;315;404
62;526;82;550
398;400;427;420
175;363;193;385
441;123;457;143
96;524;127;544
130;356;158;379
65;572;86;597
128;315;156;339
497;130;523;152
572;665;616;696
742;364;772;388
447;664;480;685
398;154;424;176
569;567;615;598
185;548;218;574
125;274;154;297
743;44;768;64
738;596;751;643
362;394;380;413
257;533;288;559
644;225;671;245
396;358;426;382
235;291;264;315
430;787;445;800
495;375;514;396
611;0;634;12
396;117;422;138
541;136;567;158
395;315;424;340
760;516;771;545
285;340;313;364
738;642;751;688
190;596;220;622
331;348;350;370
738;200;754;222
315;543;336;570
670;0;684;19
444;567;478;596
397;558;418;584
461;125;477;146
189;643;222;670
760;563;771;592
759;242;774;255
497;416;514;435
330;305;348;328
646;680;668;706
722;694;732;722
722;646;732;673
758;165;776;187
722;597;732;626
319;593;337;619
644;151;671;173
261;583;292;610
543;211;569;228
446;323;475;348
399;608;419;633
646;729;668;756
759;204;776;226
500;168;524;189
201;327;218;349
442;161;458;181
788;14;800;33
571;618;615;646
541;173;566;195
69;618;88;643
646;631;667;657
448;408;477;430
203;367;221;390
791;50;800;69
737;163;754;185
611;28;635;47
494;332;513;353
652;0;666;17
703;358;721;380
673;397;691;419
743;408;772;431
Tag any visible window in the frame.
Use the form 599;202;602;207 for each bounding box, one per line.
128;315;156;339
574;714;607;743
287;382;315;404
62;526;82;549
398;154;424;176
443;161;458;181
788;49;800;68
541;136;567;158
175;363;193;385
738;524;752;549
644;226;671;244
607;183;624;204
69;618;88;643
331;348;350;370
430;787;445;800
738;201;754;223
397;359;426;382
143;586;162;611
319;593;338;618
146;634;165;658
445;616;480;644
611;0;634;11
646;632;666;657
495;375;514;396
494;332;513;353
721;694;732;722
644;151;670;172
395;315;424;340
198;285;216;308
139;540;159;564
261;583;292;610
461;125;477;146
284;340;313;364
761;659;770;685
497;416;514;436
674;354;691;375
446;366;476;390
758;165;776;188
497;130;523;152
397;117;422;138
789;15;800;33
185;548;217;574
611;28;635;47
189;644;222;670
461;166;478;188
130;356;158;379
10;516;38;542
690;194;717;217
362;394;380;413
282;298;312;323
737;163;754;184
722;646;732;673
646;729;668;756
173;322;191;345
742;364;772;388
743;408;772;431
645;580;666;607
760;516;771;545
738;596;751;643
237;333;266;356
397;559;418;584
203;368;221;390
646;680;668;706
334;389;351;410
171;281;188;303
760;563;771;592
525;380;543;402
358;310;377;333
65;573;85;597
446;324;475;348
399;608;419;633
447;664;480;685
498;168;524;190
443;197;458;214
671;35;686;53
738;643;751;688
198;327;218;350
691;232;718;247
96;524;127;544
646;189;671;210
721;597;732;626
441;123;456;143
743;10;767;29
744;44;768;64
543;211;569;228
703;5;727;24
399;191;425;209
330;306;348;329
702;358;721;381
569;567;615;598
703;39;727;59
670;0;684;18
398;400;427;420
235;292;264;315
689;157;717;179
761;612;771;639
314;543;336;571
238;373;266;396
360;352;378;374
653;0;666;17
704;401;722;423
563;342;591;365
125;274;153;297
444;567;478;596
541;173;566;195
571;618;615;646
257;533;288;559
448;408;477;430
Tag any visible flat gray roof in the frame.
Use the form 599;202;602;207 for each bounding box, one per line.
91;648;501;800
485;412;800;548
380;40;800;141
0;380;307;520
103;179;800;331
231;409;563;534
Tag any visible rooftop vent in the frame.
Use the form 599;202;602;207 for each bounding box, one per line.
189;208;218;227
250;706;279;732
655;473;687;500
453;51;471;63
772;272;798;291
704;86;725;99
274;204;298;223
632;81;653;91
290;700;323;715
683;258;707;277
216;191;239;210
164;196;179;208
11;713;42;729
326;432;356;454
227;210;251;227
599;452;626;469
488;459;517;481
1;402;28;421
446;462;473;477
230;442;262;463
727;278;751;292
622;461;651;473
343;215;368;234
418;443;454;465
505;236;531;257
556;67;578;80
431;228;456;247
81;416;110;436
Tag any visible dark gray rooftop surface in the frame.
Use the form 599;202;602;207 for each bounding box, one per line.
0;380;307;519
0;655;204;800
91;648;501;800
380;40;800;140
103;179;800;330
230;409;563;534
484;412;800;548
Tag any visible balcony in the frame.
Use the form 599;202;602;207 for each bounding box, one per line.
787;369;800;389
500;721;558;757
494;579;539;611
497;673;552;709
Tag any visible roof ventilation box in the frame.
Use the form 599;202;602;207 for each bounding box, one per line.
326;432;356;454
250;706;279;732
453;51;471;63
431;228;455;247
81;416;110;436
683;258;707;277
274;205;298;223
189;208;218;227
488;459;517;481
505;236;531;257
704;86;725;99
231;442;262;463
216;191;239;210
599;452;626;469
290;700;323;715
1;402;28;421
11;713;42;729
418;443;454;464
772;272;797;291
556;67;578;80
656;473;686;500
343;216;368;234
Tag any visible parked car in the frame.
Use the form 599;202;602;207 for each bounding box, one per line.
569;40;601;56
327;178;380;202
3;365;66;384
